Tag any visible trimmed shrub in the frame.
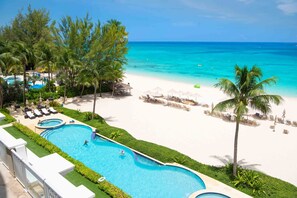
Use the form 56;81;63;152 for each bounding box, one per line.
0;108;16;123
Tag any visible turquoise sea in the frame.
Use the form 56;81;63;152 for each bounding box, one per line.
125;42;297;97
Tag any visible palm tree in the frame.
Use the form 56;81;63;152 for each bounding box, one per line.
13;42;34;107
213;65;283;177
35;41;56;92
80;63;101;119
56;49;81;103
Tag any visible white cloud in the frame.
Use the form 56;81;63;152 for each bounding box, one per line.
277;0;297;15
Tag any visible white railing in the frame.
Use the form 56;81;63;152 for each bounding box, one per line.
0;128;94;198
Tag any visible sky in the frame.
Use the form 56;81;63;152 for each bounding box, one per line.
0;0;297;42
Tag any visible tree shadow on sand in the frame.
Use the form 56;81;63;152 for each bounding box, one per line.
103;116;117;122
211;155;261;171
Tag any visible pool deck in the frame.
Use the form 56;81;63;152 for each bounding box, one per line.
0;162;31;198
10;109;251;198
11;110;95;135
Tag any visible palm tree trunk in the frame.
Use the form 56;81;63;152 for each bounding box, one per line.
233;119;240;177
63;84;67;103
80;85;85;98
14;74;17;89
112;82;115;97
99;80;102;97
48;64;51;92
23;65;26;107
0;83;3;108
92;85;97;120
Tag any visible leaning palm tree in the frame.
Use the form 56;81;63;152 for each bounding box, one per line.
213;65;283;177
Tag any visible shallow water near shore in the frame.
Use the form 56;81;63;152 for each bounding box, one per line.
125;42;297;97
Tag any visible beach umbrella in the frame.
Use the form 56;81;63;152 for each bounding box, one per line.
167;89;178;97
151;87;163;97
194;84;200;88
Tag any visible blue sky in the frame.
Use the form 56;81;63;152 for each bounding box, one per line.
0;0;297;42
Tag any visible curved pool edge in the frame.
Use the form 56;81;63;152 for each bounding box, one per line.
93;130;207;191
36;118;66;129
190;190;230;198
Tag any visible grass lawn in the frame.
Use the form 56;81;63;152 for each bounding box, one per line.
0;119;11;126
3;126;110;198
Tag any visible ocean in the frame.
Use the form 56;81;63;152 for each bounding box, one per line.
125;42;297;97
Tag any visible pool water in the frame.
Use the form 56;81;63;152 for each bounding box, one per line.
30;84;45;89
6;77;21;85
42;124;206;198
38;119;63;127
196;192;230;198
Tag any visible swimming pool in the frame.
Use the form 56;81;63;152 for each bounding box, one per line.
196;192;230;198
37;118;65;129
42;124;206;198
30;84;45;89
5;77;21;85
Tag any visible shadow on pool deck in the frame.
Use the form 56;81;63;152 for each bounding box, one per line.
0;163;31;198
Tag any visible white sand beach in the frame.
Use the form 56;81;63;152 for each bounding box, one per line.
64;73;297;187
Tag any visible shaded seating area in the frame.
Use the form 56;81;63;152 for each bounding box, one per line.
113;83;132;96
140;95;190;111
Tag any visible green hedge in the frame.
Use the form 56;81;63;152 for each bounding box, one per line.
12;122;130;198
57;107;297;198
0;108;16;124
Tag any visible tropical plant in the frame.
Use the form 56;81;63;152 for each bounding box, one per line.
13;42;34;106
35;40;56;91
56;49;81;103
213;65;283;177
233;169;266;195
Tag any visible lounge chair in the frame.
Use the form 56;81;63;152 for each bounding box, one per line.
25;111;36;119
33;109;43;117
49;107;58;114
41;108;50;115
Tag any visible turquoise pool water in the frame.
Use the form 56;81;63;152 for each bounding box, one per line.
196;192;230;198
42;124;206;198
5;77;21;85
38;119;63;127
30;84;45;89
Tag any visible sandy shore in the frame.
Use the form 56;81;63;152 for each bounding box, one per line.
64;73;297;186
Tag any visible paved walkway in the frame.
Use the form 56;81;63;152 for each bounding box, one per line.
0;163;31;198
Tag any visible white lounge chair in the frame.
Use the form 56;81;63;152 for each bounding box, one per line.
34;109;43;117
49;107;58;114
41;108;50;115
25;111;36;119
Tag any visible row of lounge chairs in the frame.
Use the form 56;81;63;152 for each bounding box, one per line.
140;95;190;111
24;107;58;119
204;110;259;126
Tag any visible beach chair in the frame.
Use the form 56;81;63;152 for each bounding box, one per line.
25;111;36;119
41;108;50;115
49;107;58;114
33;109;43;117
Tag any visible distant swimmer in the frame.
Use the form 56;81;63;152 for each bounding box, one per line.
83;140;88;145
120;150;125;156
197;64;203;67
